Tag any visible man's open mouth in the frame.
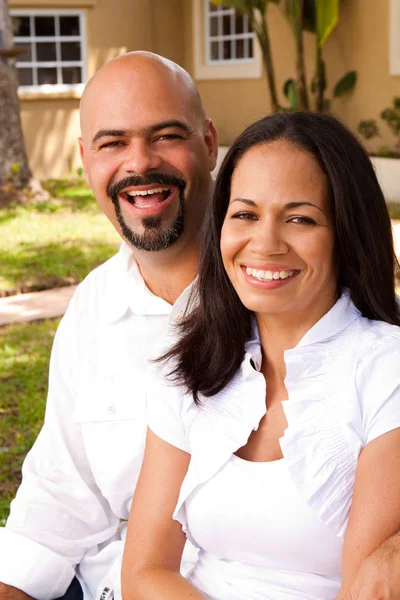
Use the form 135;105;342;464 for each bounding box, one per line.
121;186;173;208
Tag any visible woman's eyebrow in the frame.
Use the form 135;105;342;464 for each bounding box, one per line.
229;198;258;207
284;201;324;214
229;199;324;214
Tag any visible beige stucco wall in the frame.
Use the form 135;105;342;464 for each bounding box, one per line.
183;0;400;153
10;0;400;178
10;0;186;179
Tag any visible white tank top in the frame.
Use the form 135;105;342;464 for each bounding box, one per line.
186;455;343;600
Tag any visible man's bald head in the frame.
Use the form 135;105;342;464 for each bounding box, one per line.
77;51;217;257
80;51;205;139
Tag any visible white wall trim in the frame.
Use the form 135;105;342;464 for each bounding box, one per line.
390;0;400;75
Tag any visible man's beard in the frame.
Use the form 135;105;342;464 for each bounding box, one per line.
108;174;186;252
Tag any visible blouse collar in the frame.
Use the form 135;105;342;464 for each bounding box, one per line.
245;289;361;365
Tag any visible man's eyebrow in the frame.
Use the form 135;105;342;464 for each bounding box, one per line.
92;129;127;144
148;120;192;134
92;121;192;145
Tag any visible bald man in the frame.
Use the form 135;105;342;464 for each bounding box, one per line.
0;52;217;600
1;52;400;600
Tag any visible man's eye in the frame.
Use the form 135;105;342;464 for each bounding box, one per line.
99;141;124;149
156;134;184;141
288;216;317;225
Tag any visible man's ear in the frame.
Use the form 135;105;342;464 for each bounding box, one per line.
78;137;90;186
204;118;218;173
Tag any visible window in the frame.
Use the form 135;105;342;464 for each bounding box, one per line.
10;9;87;93
207;2;254;64
192;0;262;80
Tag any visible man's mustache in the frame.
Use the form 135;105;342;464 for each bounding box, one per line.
108;174;186;201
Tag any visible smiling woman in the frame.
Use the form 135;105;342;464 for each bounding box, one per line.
122;112;400;600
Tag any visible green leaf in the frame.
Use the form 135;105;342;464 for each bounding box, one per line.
316;0;338;47
333;71;357;97
283;78;299;110
357;119;379;140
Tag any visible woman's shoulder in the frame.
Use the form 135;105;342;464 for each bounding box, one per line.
350;316;400;380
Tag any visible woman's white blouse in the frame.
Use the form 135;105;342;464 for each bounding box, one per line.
146;292;400;599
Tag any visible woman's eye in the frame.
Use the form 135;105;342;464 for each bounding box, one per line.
288;216;317;225
231;212;258;221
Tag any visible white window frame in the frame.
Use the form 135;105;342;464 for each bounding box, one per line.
192;0;262;80
10;8;87;94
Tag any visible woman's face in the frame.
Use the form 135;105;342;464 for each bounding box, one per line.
220;140;338;321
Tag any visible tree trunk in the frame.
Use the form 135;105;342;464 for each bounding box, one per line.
293;0;309;110
0;0;45;202
250;6;281;112
315;44;324;112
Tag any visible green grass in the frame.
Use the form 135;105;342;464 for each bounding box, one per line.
0;318;60;523
0;180;120;295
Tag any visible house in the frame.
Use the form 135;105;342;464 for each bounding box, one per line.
8;0;400;179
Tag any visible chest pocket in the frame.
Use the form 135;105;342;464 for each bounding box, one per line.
73;381;147;497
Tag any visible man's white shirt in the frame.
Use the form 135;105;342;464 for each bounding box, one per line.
0;243;194;600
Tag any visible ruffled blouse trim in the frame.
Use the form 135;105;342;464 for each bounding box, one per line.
173;293;364;544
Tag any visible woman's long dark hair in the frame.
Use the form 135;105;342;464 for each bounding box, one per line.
163;111;400;402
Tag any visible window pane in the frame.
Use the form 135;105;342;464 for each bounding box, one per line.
60;16;80;36
210;41;219;61
235;15;244;35
61;41;81;61
12;16;31;37
248;38;253;57
210;16;218;37
17;68;33;86
38;67;57;85
15;42;32;62
236;38;244;59
223;40;232;60
62;66;82;84
36;42;57;62
223;14;231;36
35;16;55;36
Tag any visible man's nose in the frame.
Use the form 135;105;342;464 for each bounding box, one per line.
122;140;163;174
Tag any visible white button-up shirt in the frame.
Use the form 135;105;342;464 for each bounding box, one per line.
0;243;192;600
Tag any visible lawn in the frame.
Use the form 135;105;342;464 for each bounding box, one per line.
0;179;121;522
0;318;59;522
0;179;120;296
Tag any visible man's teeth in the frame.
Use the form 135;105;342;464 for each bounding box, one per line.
245;267;296;281
127;187;170;197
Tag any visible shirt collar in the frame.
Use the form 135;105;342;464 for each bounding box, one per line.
103;243;195;324
244;289;360;370
295;289;360;348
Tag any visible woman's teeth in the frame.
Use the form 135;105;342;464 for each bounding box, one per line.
245;267;296;281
